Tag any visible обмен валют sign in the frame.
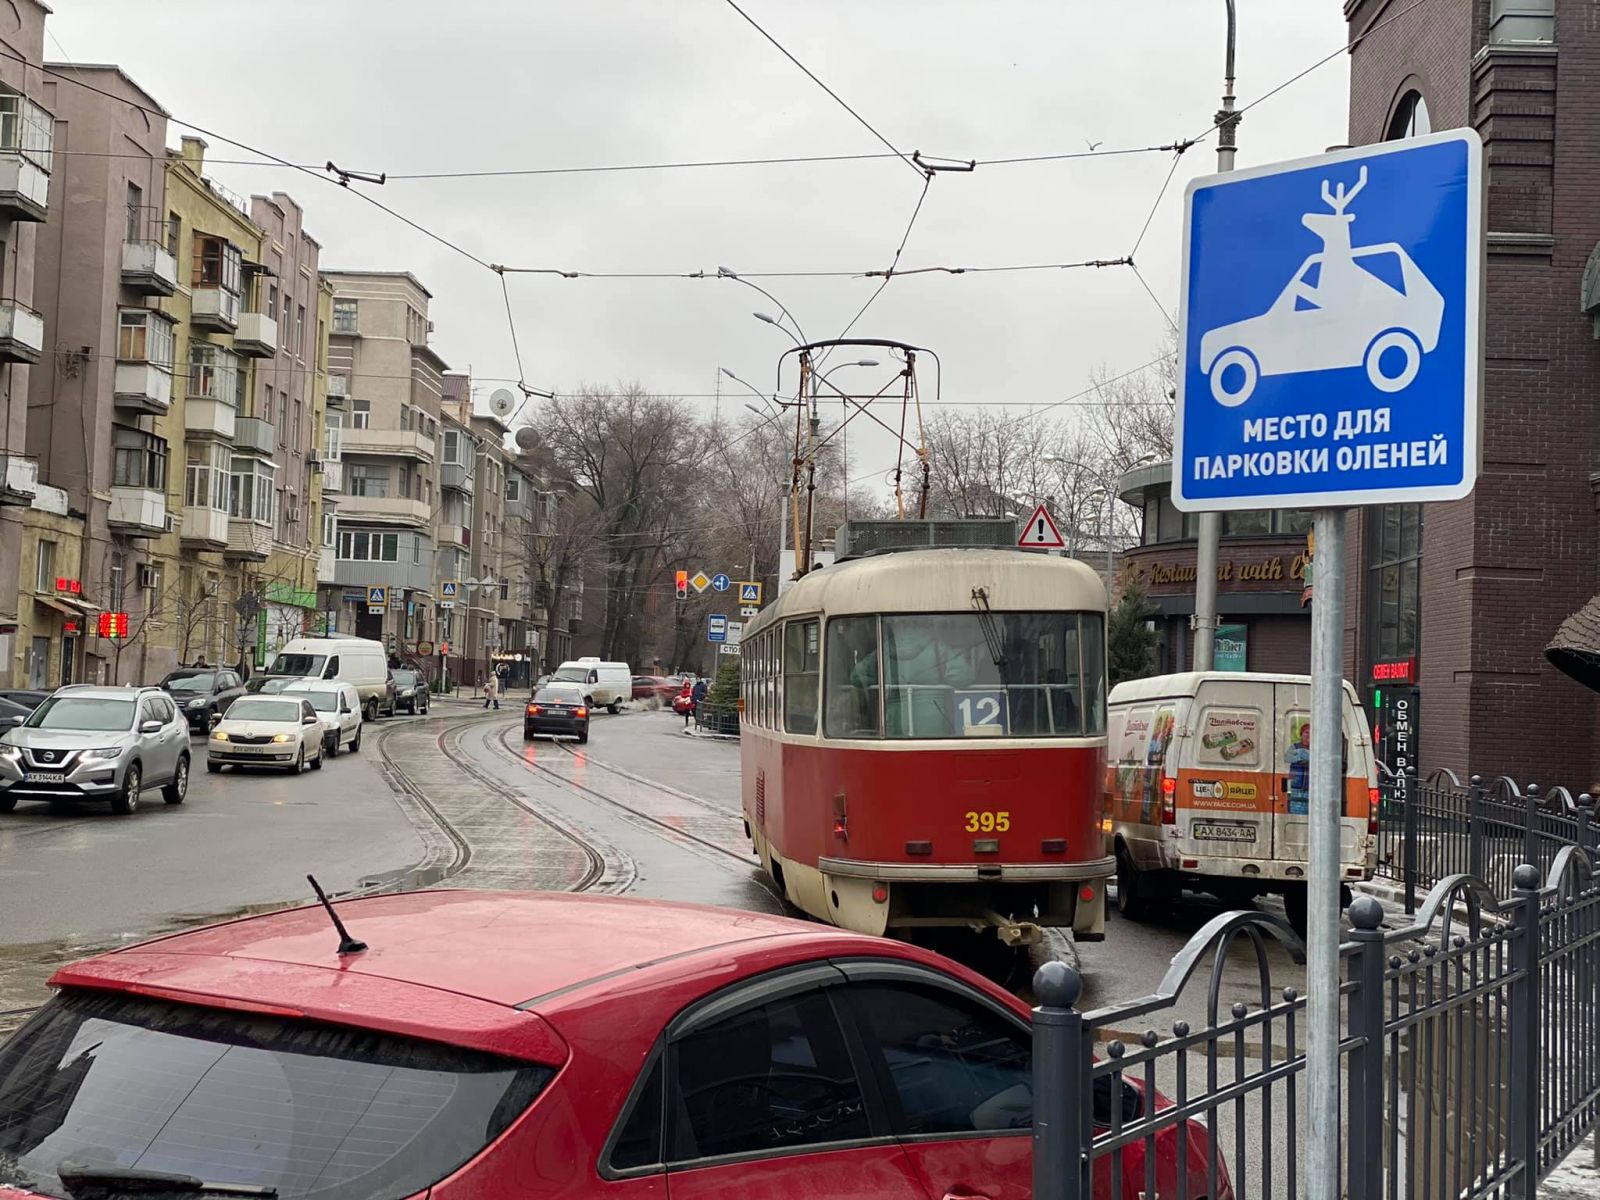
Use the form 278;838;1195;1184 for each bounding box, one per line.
1173;129;1484;511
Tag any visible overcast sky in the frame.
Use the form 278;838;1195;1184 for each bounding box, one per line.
49;0;1349;488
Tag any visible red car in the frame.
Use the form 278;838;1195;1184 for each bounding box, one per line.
632;675;679;702
0;892;1231;1200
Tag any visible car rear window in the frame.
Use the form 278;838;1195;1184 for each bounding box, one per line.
534;687;585;704
0;991;553;1200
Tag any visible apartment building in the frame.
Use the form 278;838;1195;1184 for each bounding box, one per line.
24;63;172;687
0;1;53;686
320;270;445;651
248;190;331;661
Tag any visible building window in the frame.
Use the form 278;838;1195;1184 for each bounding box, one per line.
165;212;180;258
188;342;240;404
505;474;521;503
499;581;509;601
276;487;289;541
34;539;53;592
124;182;142;243
337;531;398;562
1224;511;1271;537
291;397;302;449
117;310;174;368
1490;0;1554;44
265;283;277;321
1367;504;1422;661
412;538;422;565
348;464;389;498
322;510;336;547
1385;90;1431;141
296;304;306;357
0;92;53;171
399;467;411;499
192;234;242;296
441;429;461;465
112;427;168;490
324;413;342;460
332;297;358;334
406;305;426;344
352;398;371;430
229;458;276;524
185;441;230;511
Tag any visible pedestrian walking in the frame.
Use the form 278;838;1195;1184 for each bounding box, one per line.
676;679;694;728
483;672;500;710
690;676;708;727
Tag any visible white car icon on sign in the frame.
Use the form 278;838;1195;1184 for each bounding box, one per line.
1199;167;1446;407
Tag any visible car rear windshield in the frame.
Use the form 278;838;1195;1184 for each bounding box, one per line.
269;654;326;678
24;697;134;733
533;687;584;704
163;672;216;693
0;991;553;1200
225;699;301;723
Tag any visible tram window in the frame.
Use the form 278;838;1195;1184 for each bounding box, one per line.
1080;613;1107;735
878;612;1102;739
784;619;821;734
825;616;881;738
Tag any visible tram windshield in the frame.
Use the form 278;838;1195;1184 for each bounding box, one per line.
823;612;1105;739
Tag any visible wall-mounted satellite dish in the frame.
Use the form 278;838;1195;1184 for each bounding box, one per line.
489;388;516;418
513;425;541;451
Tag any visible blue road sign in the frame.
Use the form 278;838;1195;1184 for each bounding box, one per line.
739;581;763;604
711;573;731;593
707;614;728;644
366;586;387;607
1174;129;1482;511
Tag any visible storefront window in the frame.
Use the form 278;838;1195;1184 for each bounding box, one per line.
1368;504;1422;660
1224;511;1271;536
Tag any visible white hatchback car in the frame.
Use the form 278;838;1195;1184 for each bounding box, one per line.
206;695;325;774
284;681;363;758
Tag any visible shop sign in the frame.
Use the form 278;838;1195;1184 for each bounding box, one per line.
1371;657;1417;684
1373;684;1420;819
1215;624;1248;672
1134;551;1311;594
54;577;81;595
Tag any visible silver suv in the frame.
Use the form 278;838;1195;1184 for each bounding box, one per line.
0;685;191;815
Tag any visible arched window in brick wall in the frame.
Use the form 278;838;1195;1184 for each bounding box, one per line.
1386;90;1430;141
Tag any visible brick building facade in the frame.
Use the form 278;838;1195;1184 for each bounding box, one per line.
1345;0;1600;783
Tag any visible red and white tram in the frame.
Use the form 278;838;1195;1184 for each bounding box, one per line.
739;543;1111;948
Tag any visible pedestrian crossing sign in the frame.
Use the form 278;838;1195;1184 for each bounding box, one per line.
441;580;459;600
367;586;387;606
738;581;763;605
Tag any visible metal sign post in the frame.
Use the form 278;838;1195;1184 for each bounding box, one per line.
1173;129;1482;1200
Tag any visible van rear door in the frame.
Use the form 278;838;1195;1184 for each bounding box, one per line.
1273;682;1368;869
1180;679;1273;861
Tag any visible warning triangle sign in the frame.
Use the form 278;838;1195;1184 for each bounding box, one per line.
1018;503;1066;549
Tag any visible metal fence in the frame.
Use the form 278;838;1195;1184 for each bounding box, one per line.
1377;768;1600;911
1031;853;1600;1199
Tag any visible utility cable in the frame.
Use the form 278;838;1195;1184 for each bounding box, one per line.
720;0;924;179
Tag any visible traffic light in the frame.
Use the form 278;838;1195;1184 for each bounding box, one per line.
675;570;688;600
98;611;128;639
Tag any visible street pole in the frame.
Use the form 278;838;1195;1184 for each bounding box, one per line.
1306;507;1346;1200
1192;0;1238;672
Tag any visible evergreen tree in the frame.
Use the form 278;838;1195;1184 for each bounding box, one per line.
705;655;741;707
1108;579;1159;686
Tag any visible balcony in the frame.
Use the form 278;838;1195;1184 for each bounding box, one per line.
192;286;240;333
233;311;277;357
325;375;348;407
0;152;47;222
0;300;43;363
225;519;272;561
436;522;469;550
340;426;434;462
108;486;166;534
122;240;177;297
440;461;473;494
184;397;235;441
113;362;172;415
317;545;336;585
233;415;275;456
319;459;342;493
337;495;431;528
0;454;37;504
180;506;228;550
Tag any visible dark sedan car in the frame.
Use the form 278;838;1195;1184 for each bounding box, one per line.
524;683;589;743
159;668;246;731
393;668;430;714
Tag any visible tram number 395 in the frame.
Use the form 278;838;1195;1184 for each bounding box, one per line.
964;811;1011;833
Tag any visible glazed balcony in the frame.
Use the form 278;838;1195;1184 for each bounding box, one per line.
0;300;44;363
233;311;277;357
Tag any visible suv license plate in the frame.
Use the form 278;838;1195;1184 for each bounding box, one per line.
27;772;65;784
1192;821;1257;843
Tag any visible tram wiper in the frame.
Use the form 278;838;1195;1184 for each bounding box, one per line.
970;587;1008;679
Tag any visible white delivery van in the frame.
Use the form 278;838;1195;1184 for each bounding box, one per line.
1105;671;1378;931
265;637;392;721
551;658;632;713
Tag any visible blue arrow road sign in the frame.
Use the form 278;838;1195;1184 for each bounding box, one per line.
711;573;731;592
707;614;727;644
1173;129;1482;511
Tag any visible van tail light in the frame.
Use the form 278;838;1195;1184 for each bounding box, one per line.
1160;776;1177;825
1368;787;1381;835
575;707;588;718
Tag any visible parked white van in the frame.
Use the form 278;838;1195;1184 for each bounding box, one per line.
1106;671;1379;931
551;658;631;713
264;637;393;722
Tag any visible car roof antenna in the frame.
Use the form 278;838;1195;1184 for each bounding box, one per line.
306;874;368;955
